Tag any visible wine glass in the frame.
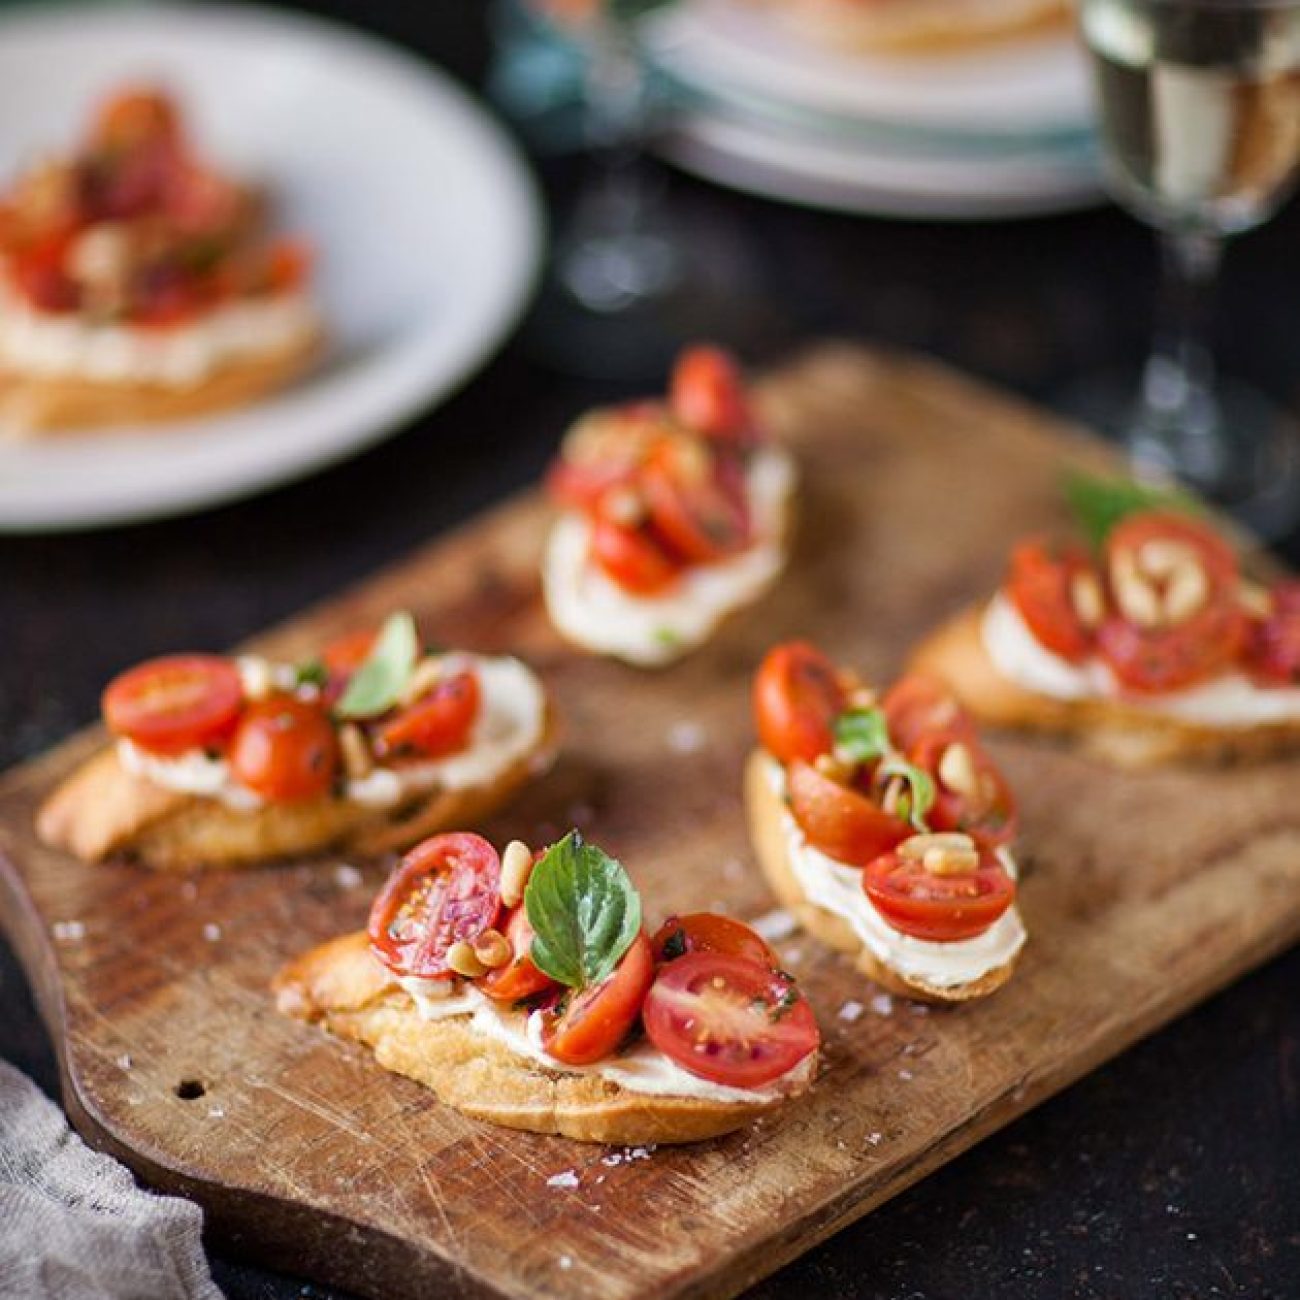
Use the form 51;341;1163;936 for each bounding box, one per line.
1078;0;1300;538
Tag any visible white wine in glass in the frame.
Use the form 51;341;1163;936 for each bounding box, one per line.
1079;0;1300;537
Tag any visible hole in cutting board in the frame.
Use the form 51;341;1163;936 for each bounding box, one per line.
175;1079;206;1100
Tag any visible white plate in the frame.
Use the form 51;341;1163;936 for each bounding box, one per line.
646;0;1093;143
0;3;542;531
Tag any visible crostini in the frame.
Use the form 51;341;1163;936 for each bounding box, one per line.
37;612;558;870
276;830;820;1144
542;345;797;667
744;641;1026;1003
909;478;1300;767
0;85;321;435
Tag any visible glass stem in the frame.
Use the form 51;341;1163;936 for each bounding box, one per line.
1130;228;1226;486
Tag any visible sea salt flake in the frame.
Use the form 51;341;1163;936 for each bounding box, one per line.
547;1170;580;1189
52;921;85;943
667;720;707;754
334;864;363;889
898;1069;914;1081
116;1054;133;1071
870;992;894;1017
866;1132;883;1146
202;923;222;942
751;909;798;942
838;1000;865;1023
558;1256;573;1271
208;1106;225;1119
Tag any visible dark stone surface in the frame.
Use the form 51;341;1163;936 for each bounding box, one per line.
2;3;1299;1297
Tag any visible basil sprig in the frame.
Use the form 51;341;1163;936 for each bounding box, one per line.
524;831;642;990
1064;470;1200;550
335;611;418;719
877;756;935;830
833;708;889;765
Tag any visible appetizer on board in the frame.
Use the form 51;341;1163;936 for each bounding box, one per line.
0;85;321;434
745;641;1026;1003
37;612;557;870
542;345;797;667
909;477;1300;767
275;830;820;1144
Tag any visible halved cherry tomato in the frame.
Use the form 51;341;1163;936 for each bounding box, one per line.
1097;511;1244;693
642;952;818;1088
102;654;243;756
1006;539;1096;664
651;912;777;968
641;436;750;564
540;932;655;1065
908;733;1017;847
787;759;910;867
478;905;555;1003
378;670;480;759
863;842;1015;943
91;87;181;152
546;404;658;512
228;694;338;804
547;457;637;513
9;237;80;313
589;512;681;595
881;674;975;752
368;833;502;980
1248;581;1300;685
753;642;845;765
322;628;377;679
669;346;755;443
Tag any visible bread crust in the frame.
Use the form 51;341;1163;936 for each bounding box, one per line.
273;931;802;1144
743;749;1017;1003
909;606;1300;769
36;705;561;871
0;323;322;436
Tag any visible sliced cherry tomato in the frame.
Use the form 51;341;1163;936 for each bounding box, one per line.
1248;580;1300;685
91;87;181;152
753;642;845;765
651;912;777;968
1006;538;1096;664
908;733;1017;847
881;674;975;752
378;669;480;759
863;842;1016;943
546;404;658;512
641;435;750;565
322;628;377;679
669;346;755;444
642;952;818;1088
540;932;655;1065
228;693;338;804
787;759;910;867
368;833;503;980
102;654;243;756
589;511;681;595
9;237;80;312
478;905;556;1003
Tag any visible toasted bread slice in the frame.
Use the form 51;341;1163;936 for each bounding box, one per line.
0;324;321;436
274;931;803;1144
909;606;1300;769
36;705;560;871
744;750;1019;1003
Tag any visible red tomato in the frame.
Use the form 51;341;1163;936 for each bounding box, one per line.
669;346;755;443
478;905;555;1003
368;833;503;980
908;733;1017;847
378;670;480;759
642;953;818;1088
881;674;975;752
228;694;338;804
863;842;1016;942
540;933;655;1065
650;912;778;968
262;238;312;294
641;436;750;565
753;642;845;765
787;759;910;867
1248;581;1300;685
589;512;681;595
102;654;243;756
1006;539;1096;663
9;238;80;313
1097;511;1244;693
91;87;181;151
546;456;637;513
322;629;377;678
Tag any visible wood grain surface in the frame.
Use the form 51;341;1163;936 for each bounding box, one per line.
4;346;1300;1300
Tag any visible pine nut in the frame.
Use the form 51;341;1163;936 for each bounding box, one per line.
398;657;444;708
446;940;487;979
472;928;512;970
847;686;878;710
1070;570;1105;629
500;840;534;908
923;844;980;876
898;832;979;876
936;742;979;799
602;487;648;528
339;724;373;779
1111;550;1162;628
1162;560;1208;623
1138;538;1197;578
815;753;851;784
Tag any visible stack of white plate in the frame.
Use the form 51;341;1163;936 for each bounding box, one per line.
641;0;1101;219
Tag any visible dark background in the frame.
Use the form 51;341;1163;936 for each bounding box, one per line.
2;4;1299;1297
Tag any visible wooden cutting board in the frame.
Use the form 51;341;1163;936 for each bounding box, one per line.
4;346;1300;1300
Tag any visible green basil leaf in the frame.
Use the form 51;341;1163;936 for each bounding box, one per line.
1063;471;1201;550
524;830;642;990
879;756;935;831
293;658;329;690
833;708;889;765
334;611;418;719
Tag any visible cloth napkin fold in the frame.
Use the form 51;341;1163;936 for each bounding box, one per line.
0;1058;223;1300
